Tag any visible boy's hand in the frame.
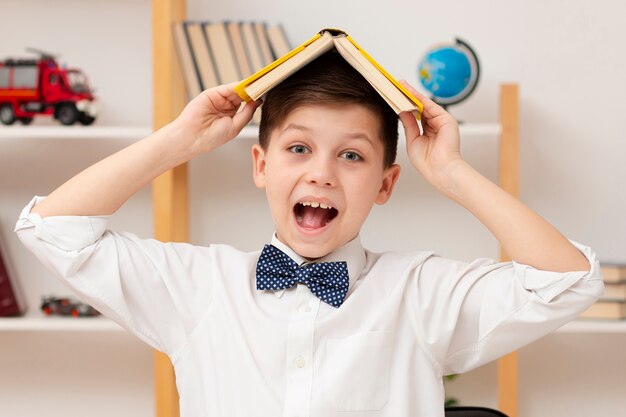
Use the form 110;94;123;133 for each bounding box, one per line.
399;82;590;273
30;83;261;218
171;83;262;156
398;81;463;193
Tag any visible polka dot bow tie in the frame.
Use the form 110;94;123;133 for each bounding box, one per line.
256;244;350;308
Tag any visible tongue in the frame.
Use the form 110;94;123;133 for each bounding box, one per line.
299;206;330;229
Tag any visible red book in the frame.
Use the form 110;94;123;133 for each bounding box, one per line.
0;236;24;316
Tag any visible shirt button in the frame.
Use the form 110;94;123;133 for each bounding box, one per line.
294;356;306;368
300;304;311;313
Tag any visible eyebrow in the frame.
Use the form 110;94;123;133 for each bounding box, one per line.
281;123;375;145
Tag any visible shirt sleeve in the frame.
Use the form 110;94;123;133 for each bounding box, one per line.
14;196;214;356
411;241;604;375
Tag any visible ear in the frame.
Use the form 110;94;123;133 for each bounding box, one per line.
251;144;267;189
375;163;401;205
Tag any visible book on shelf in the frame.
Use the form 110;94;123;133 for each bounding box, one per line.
253;22;275;67
184;22;220;92
174;20;290;125
0;231;26;317
227;21;253;78
601;282;626;301
266;24;292;59
204;21;241;84
172;22;203;99
580;300;626;320
235;28;424;119
600;262;626;284
240;21;265;74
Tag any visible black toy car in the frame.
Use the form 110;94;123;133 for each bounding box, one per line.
40;296;101;317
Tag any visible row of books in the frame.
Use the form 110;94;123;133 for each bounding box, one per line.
173;20;291;115
174;24;424;128
580;263;626;320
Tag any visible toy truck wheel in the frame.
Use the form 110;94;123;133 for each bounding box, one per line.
78;113;96;125
56;103;79;125
19;117;34;125
0;105;16;125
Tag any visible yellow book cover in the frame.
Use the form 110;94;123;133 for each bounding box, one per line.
235;28;423;119
234;31;322;101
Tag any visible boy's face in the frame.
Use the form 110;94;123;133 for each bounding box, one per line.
252;103;401;259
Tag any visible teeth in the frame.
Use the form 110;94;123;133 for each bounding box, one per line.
299;201;333;209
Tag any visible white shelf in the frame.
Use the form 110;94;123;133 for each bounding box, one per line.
459;123;501;136
3;316;622;334
5;312;623;333
0;123;500;142
0;125;152;140
0;312;124;332
239;125;259;139
556;319;626;334
237;123;500;141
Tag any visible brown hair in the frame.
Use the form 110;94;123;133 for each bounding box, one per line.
258;50;399;167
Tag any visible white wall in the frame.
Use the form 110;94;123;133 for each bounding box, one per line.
1;0;625;416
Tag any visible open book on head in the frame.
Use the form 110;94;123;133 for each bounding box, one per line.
234;28;424;119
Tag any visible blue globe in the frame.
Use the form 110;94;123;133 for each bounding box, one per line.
417;39;480;107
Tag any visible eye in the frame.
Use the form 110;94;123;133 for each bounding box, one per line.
288;144;310;154
341;151;362;162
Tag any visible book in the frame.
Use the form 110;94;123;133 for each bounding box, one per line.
601;283;626;301
240;21;265;73
254;22;275;65
204;22;241;84
0;231;25;317
580;300;626;320
600;262;626;284
172;22;203;99
234;28;424;119
266;24;291;59
227;21;253;78
185;22;219;91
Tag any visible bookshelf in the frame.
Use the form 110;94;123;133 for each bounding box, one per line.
0;312;123;332
1;1;622;417
557;320;626;334
0;126;151;140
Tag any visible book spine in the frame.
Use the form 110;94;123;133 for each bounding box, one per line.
0;240;22;316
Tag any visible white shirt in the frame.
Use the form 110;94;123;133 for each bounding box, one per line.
15;196;603;417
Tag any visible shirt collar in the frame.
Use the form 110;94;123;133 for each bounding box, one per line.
268;233;366;298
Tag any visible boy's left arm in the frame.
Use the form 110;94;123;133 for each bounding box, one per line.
399;81;589;273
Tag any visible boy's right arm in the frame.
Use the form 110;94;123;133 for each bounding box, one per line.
31;83;261;218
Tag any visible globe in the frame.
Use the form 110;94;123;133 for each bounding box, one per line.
417;38;480;108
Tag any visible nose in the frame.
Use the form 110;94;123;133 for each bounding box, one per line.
305;154;337;187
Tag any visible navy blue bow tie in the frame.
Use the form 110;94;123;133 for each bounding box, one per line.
256;244;350;308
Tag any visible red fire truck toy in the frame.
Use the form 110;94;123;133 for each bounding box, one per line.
0;49;97;125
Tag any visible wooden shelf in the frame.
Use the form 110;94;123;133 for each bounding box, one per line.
0;312;123;332
0;126;151;140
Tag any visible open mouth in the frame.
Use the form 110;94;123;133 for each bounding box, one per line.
294;201;339;230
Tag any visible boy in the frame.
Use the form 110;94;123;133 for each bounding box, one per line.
15;51;602;416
